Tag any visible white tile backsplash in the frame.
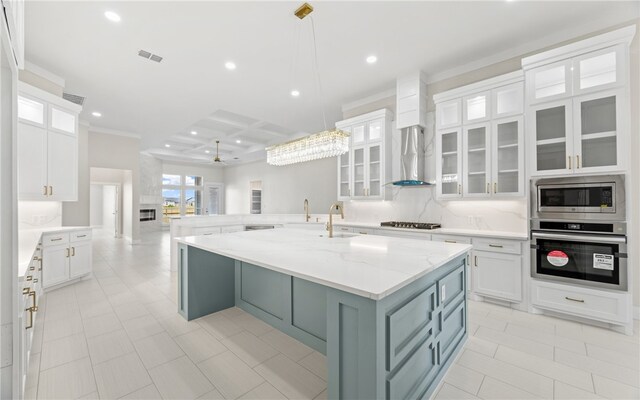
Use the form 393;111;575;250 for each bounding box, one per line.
18;201;62;230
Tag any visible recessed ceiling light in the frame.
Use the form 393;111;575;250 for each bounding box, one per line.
165;144;171;148
91;111;102;117
104;11;121;22
225;61;236;70
205;150;210;154
190;130;197;135
290;90;300;97
236;140;242;144
366;55;377;64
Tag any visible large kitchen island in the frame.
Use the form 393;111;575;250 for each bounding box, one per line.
177;228;472;400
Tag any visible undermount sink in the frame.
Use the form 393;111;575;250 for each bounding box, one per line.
318;233;358;239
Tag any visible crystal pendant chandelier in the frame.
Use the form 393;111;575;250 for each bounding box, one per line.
266;3;349;166
266;129;349;166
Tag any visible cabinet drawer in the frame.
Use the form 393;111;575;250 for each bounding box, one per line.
42;233;69;246
70;230;91;242
472;238;521;255
531;280;630;324
431;234;471;244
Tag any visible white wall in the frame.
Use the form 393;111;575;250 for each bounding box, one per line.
224;157;337;215
162;161;225;184
89;184;103;226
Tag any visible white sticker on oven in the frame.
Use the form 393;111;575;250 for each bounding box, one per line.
593;253;614;270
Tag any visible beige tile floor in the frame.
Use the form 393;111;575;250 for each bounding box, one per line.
25;230;640;399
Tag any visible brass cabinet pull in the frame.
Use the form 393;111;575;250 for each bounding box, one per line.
29;290;37;311
568;156;572;169
25;307;34;329
65;248;70;258
77;234;87;238
444;239;456;243
51;237;63;241
29;266;35;271
576;155;580;169
71;247;75;256
22;287;30;295
26;275;32;281
43;186;48;196
49;186;53;195
458;184;461;194
489;244;504;248
33;279;38;283
359;231;368;235
494;182;497;193
486;183;490;193
565;296;584;303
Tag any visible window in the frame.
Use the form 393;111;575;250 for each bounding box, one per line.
162;174;204;223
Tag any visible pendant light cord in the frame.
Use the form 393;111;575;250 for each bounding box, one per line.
309;15;327;131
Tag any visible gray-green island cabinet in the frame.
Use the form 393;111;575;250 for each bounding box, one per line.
177;229;470;399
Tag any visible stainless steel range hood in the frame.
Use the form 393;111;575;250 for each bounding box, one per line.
392;126;433;186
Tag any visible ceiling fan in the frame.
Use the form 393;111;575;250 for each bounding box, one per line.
212;140;226;165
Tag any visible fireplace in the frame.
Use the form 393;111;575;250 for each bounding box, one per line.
140;208;156;222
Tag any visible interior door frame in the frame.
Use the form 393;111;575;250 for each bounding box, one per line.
204;182;224;215
91;181;122;238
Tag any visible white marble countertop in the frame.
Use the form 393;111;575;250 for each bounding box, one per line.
333;221;528;240
178;228;472;300
19;226;90;277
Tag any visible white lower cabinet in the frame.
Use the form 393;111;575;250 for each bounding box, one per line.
472;250;522;302
531;280;630;325
42;230;92;289
42;244;70;288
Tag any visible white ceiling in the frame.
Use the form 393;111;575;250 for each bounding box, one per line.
24;1;639;164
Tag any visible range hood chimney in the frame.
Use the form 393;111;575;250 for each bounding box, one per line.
393;72;432;186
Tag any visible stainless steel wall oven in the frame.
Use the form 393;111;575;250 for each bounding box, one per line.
530;175;627;291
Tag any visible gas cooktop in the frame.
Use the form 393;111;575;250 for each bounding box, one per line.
380;221;442;230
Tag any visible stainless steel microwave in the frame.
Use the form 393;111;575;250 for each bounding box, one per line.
531;175;625;221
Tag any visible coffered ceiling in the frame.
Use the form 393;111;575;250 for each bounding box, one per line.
23;1;639;165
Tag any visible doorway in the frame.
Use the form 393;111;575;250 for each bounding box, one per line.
90;183;122;237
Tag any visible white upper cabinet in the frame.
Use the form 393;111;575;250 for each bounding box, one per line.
17;83;81;201
436;99;462;130
436;128;462;199
50;105;77;135
336;109;393;201
463;91;490;124
18;95;45;126
527;60;572;104
434;71;525;199
492;82;523;118
523;26;634;177
574;45;625;95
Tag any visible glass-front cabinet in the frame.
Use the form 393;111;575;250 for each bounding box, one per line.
436;128;462;198
491;117;523;196
463;123;490;197
336;109;392;201
434;71;525;199
523;29;632;177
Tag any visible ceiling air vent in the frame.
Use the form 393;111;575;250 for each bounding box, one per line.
62;92;85;106
138;49;163;63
